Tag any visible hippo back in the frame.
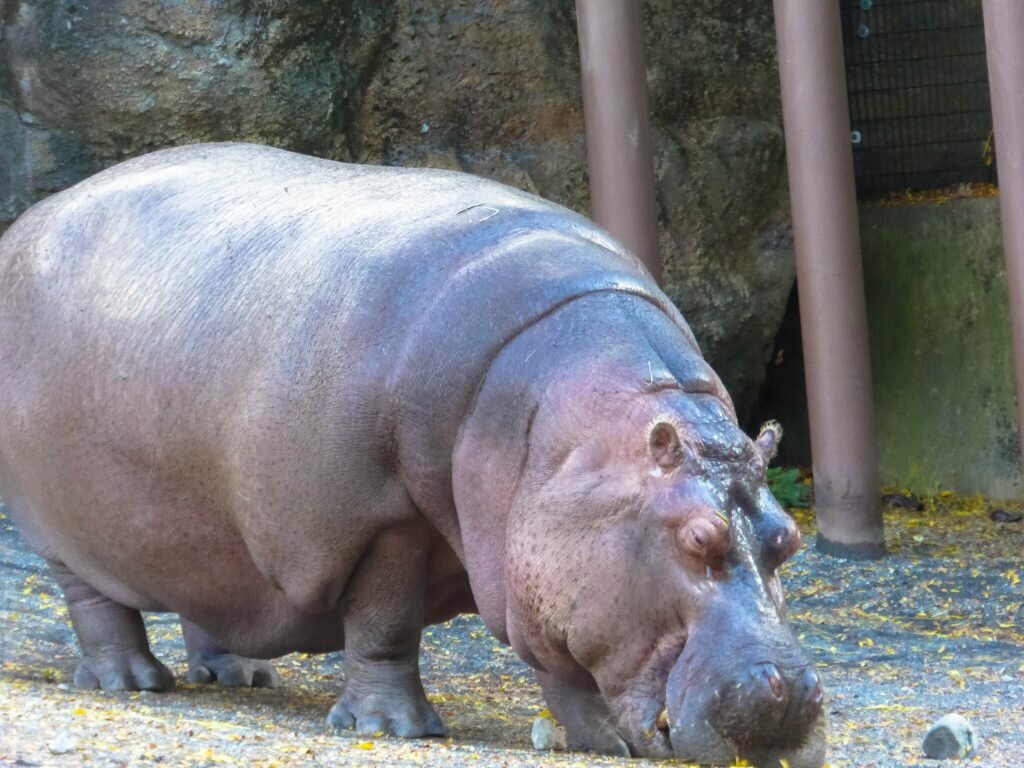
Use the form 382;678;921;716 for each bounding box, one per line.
0;143;695;598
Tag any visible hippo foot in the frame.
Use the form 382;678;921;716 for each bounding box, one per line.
536;671;630;757
49;560;174;692
74;649;175;692
327;689;446;738
564;722;632;757
186;650;281;688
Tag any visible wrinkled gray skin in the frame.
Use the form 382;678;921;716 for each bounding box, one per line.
0;144;824;766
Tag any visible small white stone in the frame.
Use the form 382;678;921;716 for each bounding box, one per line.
48;731;78;755
923;713;976;759
531;716;567;751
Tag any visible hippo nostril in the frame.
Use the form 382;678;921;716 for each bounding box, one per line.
802;669;824;710
762;664;785;701
710;663;793;749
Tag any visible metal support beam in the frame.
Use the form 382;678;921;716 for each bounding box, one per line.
575;1;661;284
773;0;885;557
982;0;1024;477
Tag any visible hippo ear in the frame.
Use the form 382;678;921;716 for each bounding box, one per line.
647;417;685;471
755;420;783;462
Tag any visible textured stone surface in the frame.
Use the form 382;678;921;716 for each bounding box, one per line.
923;713;976;759
861;198;1023;499
530;715;567;751
0;0;792;416
0;0;387;214
46;730;79;755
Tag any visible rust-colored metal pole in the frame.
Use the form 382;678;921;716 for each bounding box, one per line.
575;0;661;283
773;0;884;557
982;0;1024;476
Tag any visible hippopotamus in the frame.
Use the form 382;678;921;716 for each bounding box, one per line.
0;143;825;767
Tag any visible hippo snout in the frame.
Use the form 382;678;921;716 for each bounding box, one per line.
664;647;827;768
712;662;824;749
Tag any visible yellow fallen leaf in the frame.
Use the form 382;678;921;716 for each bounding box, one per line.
355;741;375;750
198;748;235;764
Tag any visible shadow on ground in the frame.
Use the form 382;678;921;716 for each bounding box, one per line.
1;494;1021;767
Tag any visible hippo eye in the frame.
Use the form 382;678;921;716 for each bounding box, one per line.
675;517;730;572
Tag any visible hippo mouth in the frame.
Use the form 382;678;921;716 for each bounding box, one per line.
602;645;826;767
603;692;825;768
659;713;829;768
654;656;828;768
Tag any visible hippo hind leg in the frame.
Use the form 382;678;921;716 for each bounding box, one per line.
49;561;175;691
181;618;280;688
327;520;445;738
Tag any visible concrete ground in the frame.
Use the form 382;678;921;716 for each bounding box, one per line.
1;492;1021;767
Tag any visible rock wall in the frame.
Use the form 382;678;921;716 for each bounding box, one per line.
862;198;1021;499
0;0;793;417
754;196;1024;500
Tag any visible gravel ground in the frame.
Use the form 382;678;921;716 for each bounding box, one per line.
1;493;1022;767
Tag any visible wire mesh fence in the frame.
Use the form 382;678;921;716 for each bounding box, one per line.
840;0;995;199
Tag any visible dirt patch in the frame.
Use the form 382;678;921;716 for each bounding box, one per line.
1;493;1022;767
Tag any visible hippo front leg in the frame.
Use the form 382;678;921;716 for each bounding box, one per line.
49;561;175;691
327;521;445;738
181;618;280;688
537;670;630;757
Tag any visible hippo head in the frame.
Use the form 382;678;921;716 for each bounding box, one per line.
501;375;826;767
